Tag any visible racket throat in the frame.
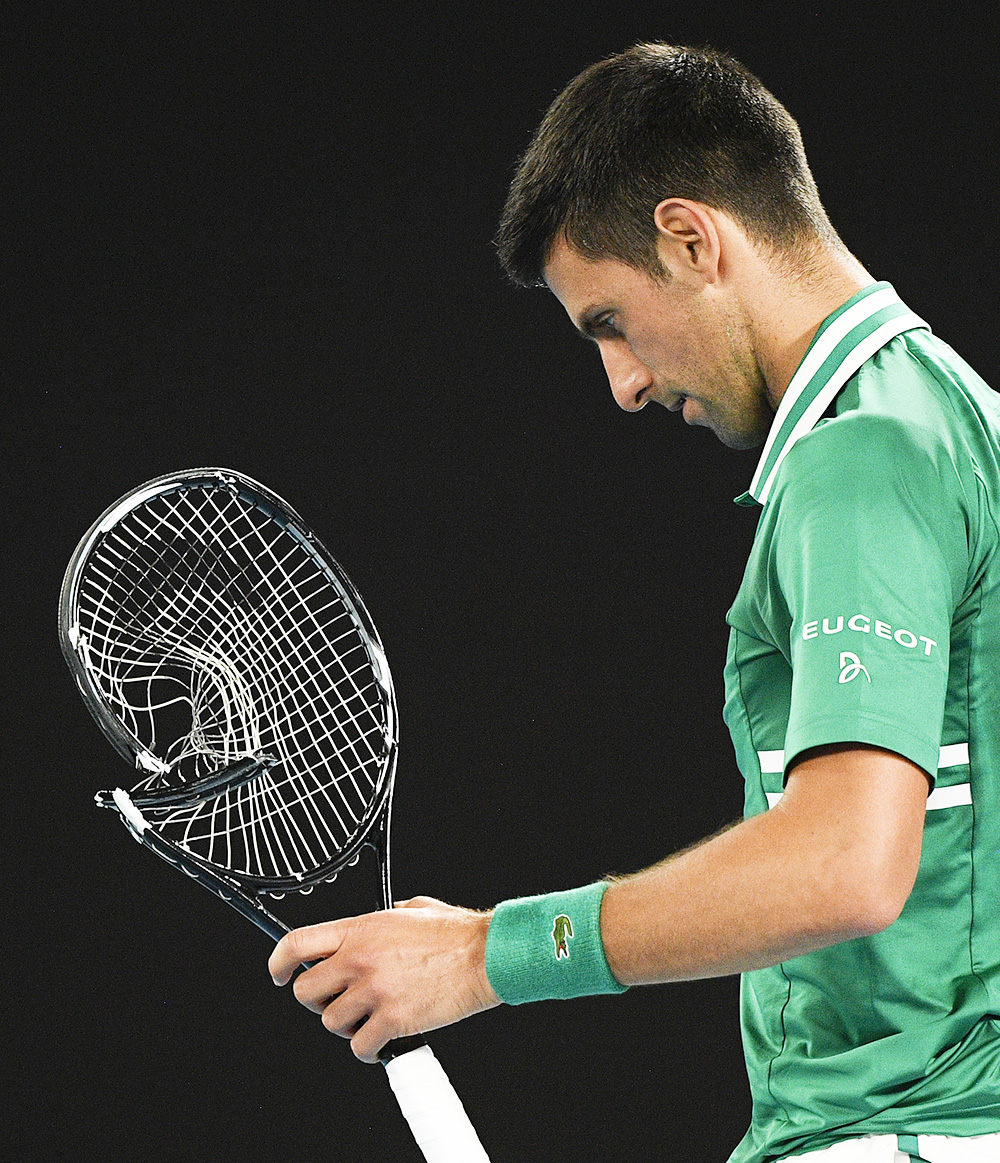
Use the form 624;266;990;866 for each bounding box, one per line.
374;798;395;911
94;753;279;811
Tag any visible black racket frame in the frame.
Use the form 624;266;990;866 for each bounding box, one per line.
58;468;422;1061
58;467;399;896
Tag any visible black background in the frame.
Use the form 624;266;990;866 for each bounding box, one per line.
8;2;998;1160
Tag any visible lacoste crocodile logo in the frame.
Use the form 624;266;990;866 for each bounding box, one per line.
552;914;573;959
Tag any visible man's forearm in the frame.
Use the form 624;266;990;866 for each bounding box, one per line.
600;808;866;984
600;746;928;985
270;748;926;1055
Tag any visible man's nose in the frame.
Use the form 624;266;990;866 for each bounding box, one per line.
600;344;653;411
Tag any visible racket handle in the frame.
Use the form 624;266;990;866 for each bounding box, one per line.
384;1044;491;1162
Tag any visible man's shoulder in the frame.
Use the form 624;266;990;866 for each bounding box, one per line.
781;406;946;492
857;327;1000;440
786;329;994;484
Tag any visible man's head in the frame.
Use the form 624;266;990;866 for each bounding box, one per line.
496;42;839;287
496;43;861;449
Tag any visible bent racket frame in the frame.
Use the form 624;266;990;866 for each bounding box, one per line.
59;470;397;875
59;467;490;1162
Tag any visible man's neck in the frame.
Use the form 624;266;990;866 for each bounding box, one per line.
744;247;875;411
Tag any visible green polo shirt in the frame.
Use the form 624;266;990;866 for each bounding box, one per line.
724;283;1000;1162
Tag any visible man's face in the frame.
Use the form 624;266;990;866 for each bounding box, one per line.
543;238;773;450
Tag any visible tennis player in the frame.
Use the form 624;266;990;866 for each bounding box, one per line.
269;44;999;1162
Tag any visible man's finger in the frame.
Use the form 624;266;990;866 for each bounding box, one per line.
321;990;373;1042
349;1012;396;1064
292;961;350;1014
268;919;349;985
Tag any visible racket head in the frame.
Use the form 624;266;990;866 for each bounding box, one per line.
59;468;399;893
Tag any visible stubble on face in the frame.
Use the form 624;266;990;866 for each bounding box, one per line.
544;239;775;450
696;299;773;450
633;275;773;450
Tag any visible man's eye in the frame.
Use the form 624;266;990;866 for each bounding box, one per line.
594;314;620;337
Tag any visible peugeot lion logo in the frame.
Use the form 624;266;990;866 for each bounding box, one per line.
839;652;871;684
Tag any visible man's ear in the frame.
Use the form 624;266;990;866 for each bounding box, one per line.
653;199;722;283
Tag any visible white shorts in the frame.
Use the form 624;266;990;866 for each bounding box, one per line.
780;1132;1000;1162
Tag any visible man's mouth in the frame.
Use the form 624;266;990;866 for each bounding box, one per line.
681;397;703;425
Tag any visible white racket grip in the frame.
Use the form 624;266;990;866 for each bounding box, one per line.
384;1045;491;1162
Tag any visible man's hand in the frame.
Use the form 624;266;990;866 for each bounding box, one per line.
268;896;502;1063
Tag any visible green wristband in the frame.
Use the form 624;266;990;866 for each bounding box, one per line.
484;881;628;1005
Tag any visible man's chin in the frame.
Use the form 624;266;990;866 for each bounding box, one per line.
716;429;766;451
683;400;768;450
703;417;768;451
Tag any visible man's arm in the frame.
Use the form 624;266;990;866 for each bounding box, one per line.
601;743;929;983
268;744;929;1061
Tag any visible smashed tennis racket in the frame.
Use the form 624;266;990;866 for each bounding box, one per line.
59;467;490;1163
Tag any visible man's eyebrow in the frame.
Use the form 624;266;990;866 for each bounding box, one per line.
575;307;606;340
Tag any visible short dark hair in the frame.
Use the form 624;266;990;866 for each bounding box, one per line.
496;42;838;286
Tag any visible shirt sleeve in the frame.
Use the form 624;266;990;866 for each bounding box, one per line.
768;411;970;780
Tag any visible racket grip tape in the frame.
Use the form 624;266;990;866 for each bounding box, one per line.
384;1045;491;1162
